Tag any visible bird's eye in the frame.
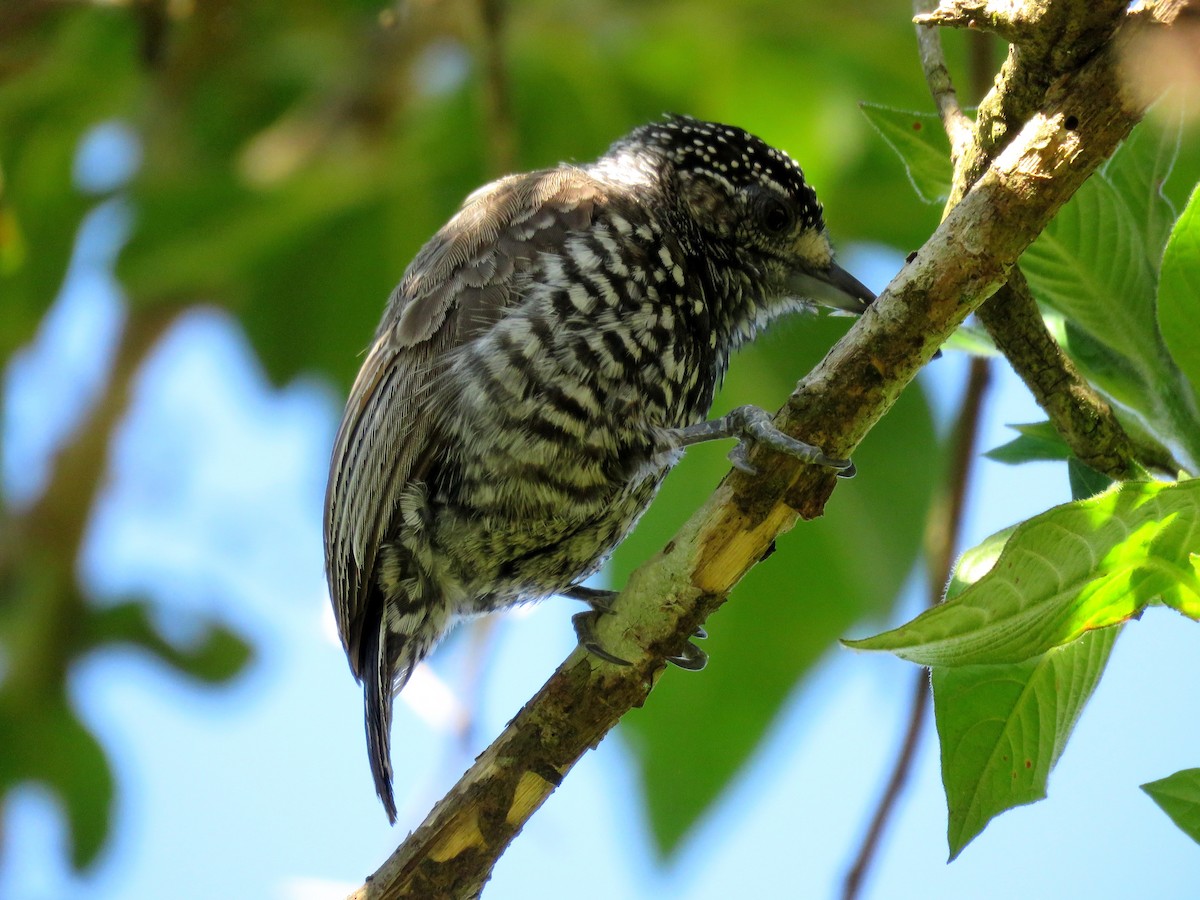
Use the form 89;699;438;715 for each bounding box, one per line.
757;195;794;235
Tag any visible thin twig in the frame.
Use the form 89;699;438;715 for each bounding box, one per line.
7;305;181;696
841;356;993;900
913;0;974;168
976;273;1172;476
842;668;930;899
839;38;999;898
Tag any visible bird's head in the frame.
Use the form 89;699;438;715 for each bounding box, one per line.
607;115;875;315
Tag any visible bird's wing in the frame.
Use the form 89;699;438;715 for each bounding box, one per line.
323;165;607;674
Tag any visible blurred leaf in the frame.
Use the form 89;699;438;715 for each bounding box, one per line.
82;600;253;684
846;479;1200;666
941;323;998;357
1158;185;1200;405
1142;768;1200;845
0;9;141;358
984;421;1071;465
933;627;1117;860
860;104;953;204
615;314;942;855
0;692;114;869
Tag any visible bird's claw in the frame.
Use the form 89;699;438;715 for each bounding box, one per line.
571;601;711;671
572;611;632;666
666;641;708;671
728;443;759;475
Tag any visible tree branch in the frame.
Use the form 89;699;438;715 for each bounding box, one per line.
350;4;1189;896
976;273;1175;476
3;305;181;697
917;0;1174;479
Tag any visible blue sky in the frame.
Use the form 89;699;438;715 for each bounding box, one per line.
2;137;1199;900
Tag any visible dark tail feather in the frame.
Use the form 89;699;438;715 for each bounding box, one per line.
363;608;398;823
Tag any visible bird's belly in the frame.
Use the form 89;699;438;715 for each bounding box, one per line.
431;471;664;615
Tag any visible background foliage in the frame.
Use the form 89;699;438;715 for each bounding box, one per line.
2;0;1198;897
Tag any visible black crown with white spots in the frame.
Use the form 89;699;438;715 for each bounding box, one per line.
613;114;824;231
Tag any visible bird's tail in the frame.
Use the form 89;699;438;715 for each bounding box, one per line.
363;607;399;823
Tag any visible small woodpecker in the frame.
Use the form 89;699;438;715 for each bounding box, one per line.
323;115;875;820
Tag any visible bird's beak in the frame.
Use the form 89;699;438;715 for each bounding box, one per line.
787;262;876;314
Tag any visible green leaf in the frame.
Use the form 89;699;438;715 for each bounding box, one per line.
944;525;1017;601
922;501;1119;858
82;600;253;684
1158;185;1200;405
1103;104;1181;268
845;479;1200;665
1142;768;1200;844
0;8;142;359
1022;120;1200;468
1021;171;1161;371
934;627;1117;860
859;103;953;204
616;315;942;855
1067;456;1114;500
984;421;1071;465
940;323;999;357
0;691;115;869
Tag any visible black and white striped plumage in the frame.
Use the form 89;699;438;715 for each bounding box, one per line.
323;116;874;820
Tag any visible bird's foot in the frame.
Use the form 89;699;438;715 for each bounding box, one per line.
567;585;709;671
672;405;854;478
571;609;632;666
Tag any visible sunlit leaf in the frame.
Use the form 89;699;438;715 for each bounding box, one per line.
845;479;1200;665
934;628;1117;860
930;450;1123;859
1142;768;1200;845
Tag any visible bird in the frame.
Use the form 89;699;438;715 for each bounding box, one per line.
323;115;875;821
